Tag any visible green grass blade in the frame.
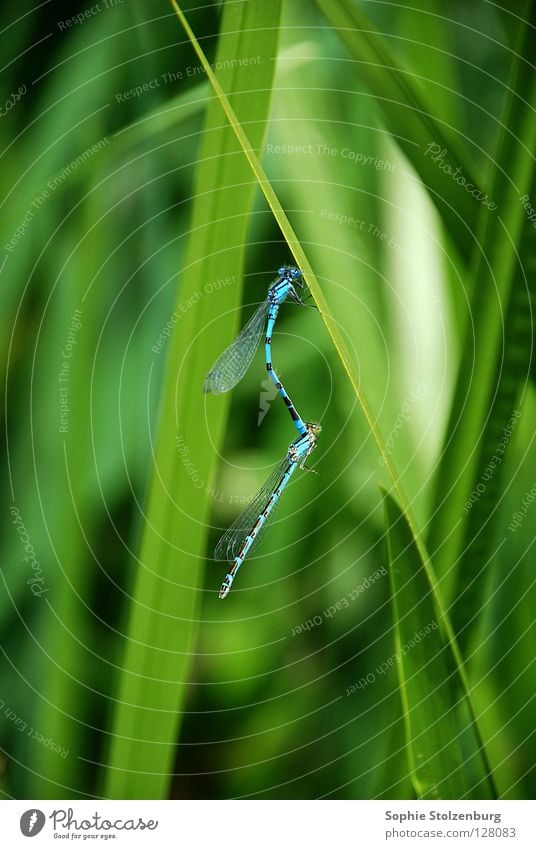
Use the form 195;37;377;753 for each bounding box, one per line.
170;6;495;798
383;490;497;799
102;0;283;799
2;203;100;799
171;0;430;579
428;7;536;597
445;0;536;647
312;0;484;261
2;84;206;229
452;178;536;647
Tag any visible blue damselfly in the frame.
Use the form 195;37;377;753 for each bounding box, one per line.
216;422;321;598
204;265;312;434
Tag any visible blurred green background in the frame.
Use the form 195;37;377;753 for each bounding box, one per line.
1;0;535;800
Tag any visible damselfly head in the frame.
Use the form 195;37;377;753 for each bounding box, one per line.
278;264;303;284
306;422;322;435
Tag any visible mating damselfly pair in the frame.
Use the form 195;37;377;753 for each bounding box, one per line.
203;265;321;598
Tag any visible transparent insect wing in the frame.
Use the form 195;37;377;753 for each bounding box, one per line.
214;456;292;562
203;300;270;394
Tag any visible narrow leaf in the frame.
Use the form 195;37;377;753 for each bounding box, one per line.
102;0;283;799
428;7;536;600
170;0;430;579
449;2;536;644
312;0;485;261
384;490;497;799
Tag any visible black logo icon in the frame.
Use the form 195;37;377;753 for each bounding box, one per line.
20;809;46;837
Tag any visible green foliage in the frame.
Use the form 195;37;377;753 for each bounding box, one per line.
312;0;483;261
383;490;496;799
0;0;535;802
102;0;283;799
427;5;536;604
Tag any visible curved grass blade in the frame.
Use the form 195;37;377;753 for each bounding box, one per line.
2;85;207;230
4;42;317;227
452;195;536;649
447;3;536;645
102;0;283;799
312;0;483;262
427;6;536;600
169;7;498;791
170;0;430;580
383;489;498;799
